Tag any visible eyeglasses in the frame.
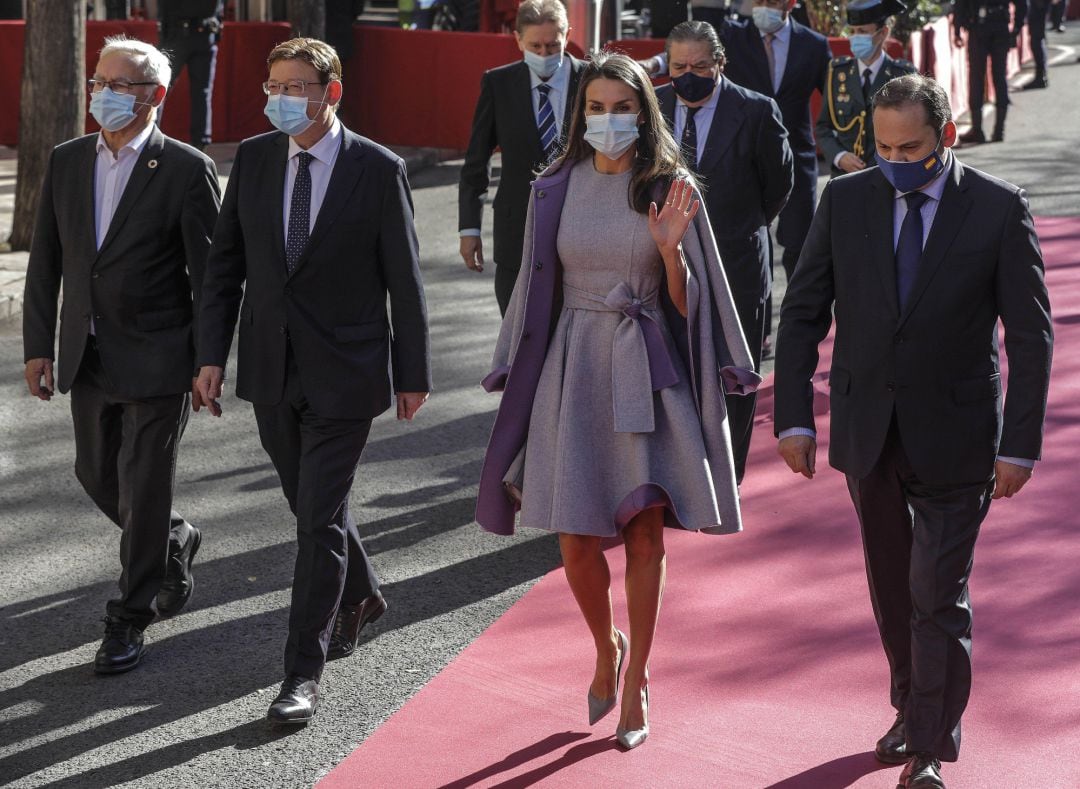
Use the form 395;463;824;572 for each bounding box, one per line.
88;78;158;94
262;79;328;96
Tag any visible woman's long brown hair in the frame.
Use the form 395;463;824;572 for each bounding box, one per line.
554;50;696;214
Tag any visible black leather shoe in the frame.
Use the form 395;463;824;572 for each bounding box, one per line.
958;128;986;145
897;751;945;788
1022;75;1048;90
267;674;320;725
94;618;145;674
875;711;908;764
156;524;201;617
327;591;388;660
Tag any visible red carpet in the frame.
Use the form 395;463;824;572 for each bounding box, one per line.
320;218;1080;789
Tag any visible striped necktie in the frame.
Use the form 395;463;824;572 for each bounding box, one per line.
537;83;557;160
285;151;313;275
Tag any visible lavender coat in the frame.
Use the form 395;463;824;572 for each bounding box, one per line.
475;162;761;536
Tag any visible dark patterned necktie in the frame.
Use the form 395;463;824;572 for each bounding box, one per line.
862;68;873;105
682;105;700;170
537;83;557;160
285;151;313;275
895;191;930;311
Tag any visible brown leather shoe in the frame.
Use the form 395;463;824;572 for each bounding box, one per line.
897;751;945;788
875;711;908;764
326;591;388;660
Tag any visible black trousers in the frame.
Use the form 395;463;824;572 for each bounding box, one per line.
968;26;1012;123
777;155;817;283
495;262;519;317
70;339;191;630
725;287;766;484
161;27;217;147
1049;0;1065;28
846;417;992;762
1028;0;1050;76
253;347;379;681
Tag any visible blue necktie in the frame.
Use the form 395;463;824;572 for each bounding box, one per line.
895;191;930;312
536;83;557;160
285;151;313;275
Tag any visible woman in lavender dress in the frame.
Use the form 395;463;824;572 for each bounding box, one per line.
476;53;759;749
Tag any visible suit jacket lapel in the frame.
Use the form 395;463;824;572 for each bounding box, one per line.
287;128;367;279
868;167;901;318
95;126;165;259
513;62;544;158
775;24;802;96
697;79;744;174
900;157;971;324
746;25;775;96
266;133;289;272
561;58;584;138
659;86;676;132
82;138;100;259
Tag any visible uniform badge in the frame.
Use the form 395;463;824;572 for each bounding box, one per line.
838;72;847;82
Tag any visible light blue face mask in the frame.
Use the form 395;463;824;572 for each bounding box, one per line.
90;88;146;133
523;49;563;80
849;33;878;62
264;91;326;137
752;6;786;33
584;112;640;159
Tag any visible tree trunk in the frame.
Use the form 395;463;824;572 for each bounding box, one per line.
288;0;326;39
8;1;86;251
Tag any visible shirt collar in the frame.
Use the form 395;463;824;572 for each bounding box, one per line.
95;121;155;159
857;51;886;80
288;117;342;165
529;55;571;93
893;148;953;201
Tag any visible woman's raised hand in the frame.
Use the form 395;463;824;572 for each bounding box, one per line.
648;178;700;255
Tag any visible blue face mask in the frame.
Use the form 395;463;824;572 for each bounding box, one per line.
90;88;144;133
523;49;563;80
752;6;786;33
875;134;947;193
849;33;878;62
264;92;322;137
672;71;717;104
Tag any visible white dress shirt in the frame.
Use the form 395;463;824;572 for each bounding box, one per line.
760;18;792;94
673;76;723;165
779;149;1034;467
283;118;343;244
460;57;572;238
832;51;886;169
92;123;155;334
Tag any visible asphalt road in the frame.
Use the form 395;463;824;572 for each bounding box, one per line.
0;35;1077;789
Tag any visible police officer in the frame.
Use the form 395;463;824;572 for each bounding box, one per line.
159;0;223;150
816;0;915;176
953;0;1027;144
1023;0;1051;89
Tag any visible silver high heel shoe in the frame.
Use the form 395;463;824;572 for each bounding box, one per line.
615;685;649;750
587;629;628;725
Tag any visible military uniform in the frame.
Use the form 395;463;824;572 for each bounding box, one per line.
816;53;916;175
954;0;1027;142
159;0;223;149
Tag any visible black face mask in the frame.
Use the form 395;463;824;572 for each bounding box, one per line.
672;71;717;104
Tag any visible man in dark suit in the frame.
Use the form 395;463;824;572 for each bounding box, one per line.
657;20;793;482
815;0;916;176
774;75;1052;788
196;37;431;726
23;37;220;674
458;0;586;314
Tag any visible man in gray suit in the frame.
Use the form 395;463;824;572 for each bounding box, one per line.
458;0;585;314
23;36;221;674
197;37;431;726
774;75;1052;788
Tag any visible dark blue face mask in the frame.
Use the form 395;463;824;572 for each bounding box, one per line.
672;71;717;104
875;133;947;193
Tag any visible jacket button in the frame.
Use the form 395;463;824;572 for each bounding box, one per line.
92;273;100;279
284;287;292;296
279;325;286;334
886;382;896;392
537;190;546;199
534;261;543;270
894;334;904;344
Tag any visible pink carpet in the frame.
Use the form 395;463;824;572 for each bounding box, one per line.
321;217;1080;789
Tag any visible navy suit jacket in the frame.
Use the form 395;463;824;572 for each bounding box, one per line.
718;18;830;175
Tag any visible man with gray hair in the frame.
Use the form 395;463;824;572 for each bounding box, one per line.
775;73;1052;787
23;36;221;674
458;0;586;314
